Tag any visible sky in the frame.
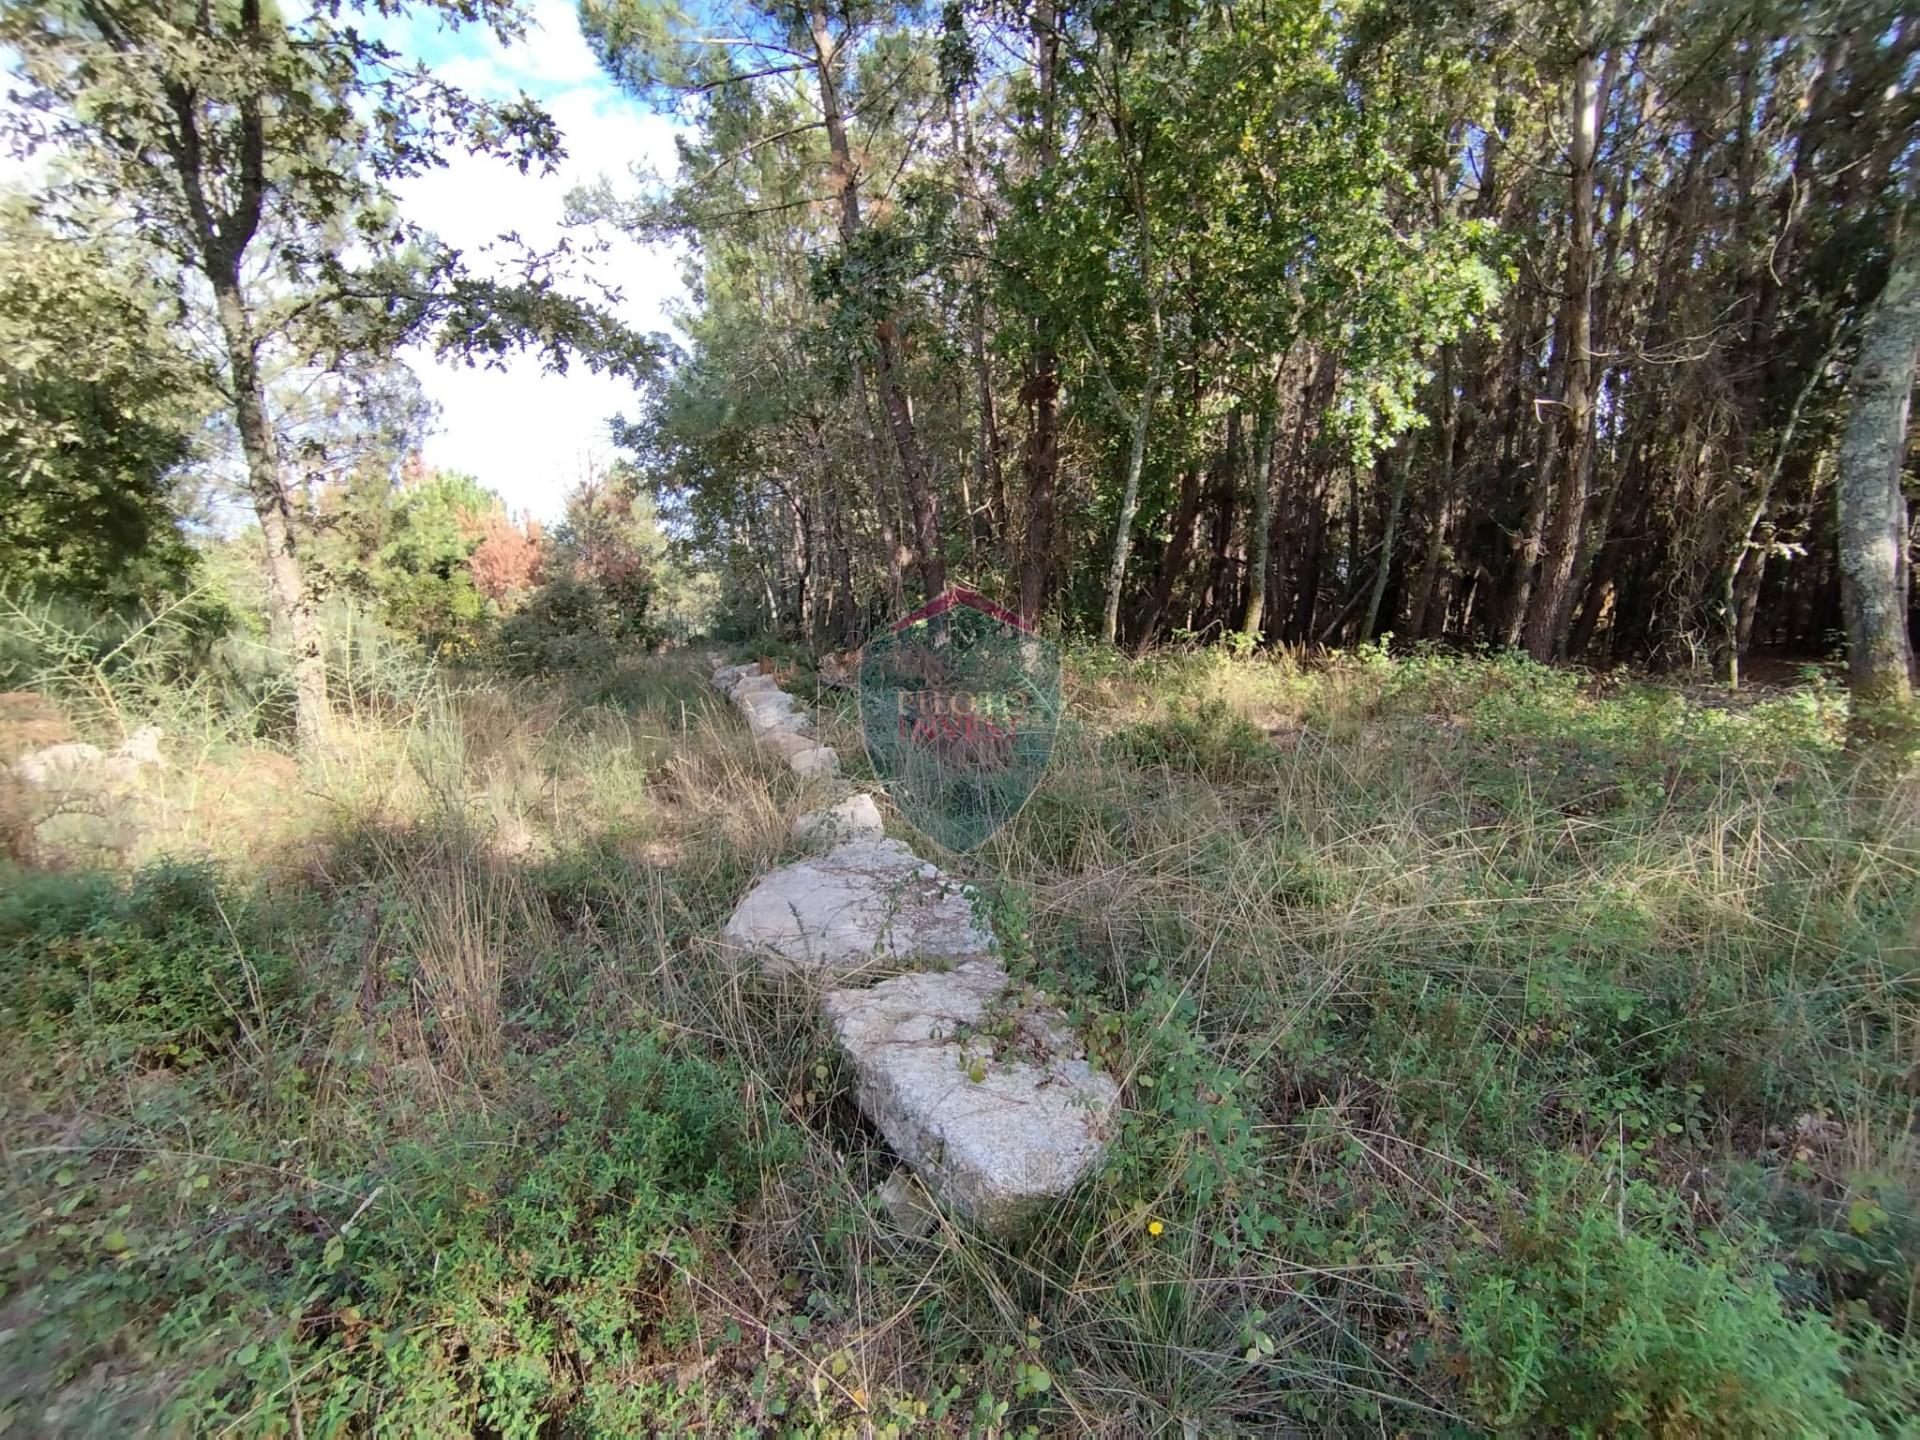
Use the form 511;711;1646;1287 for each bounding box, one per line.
372;0;687;522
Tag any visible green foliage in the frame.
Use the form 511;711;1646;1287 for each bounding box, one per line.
0;591;239;708
296;1032;795;1433
1114;695;1270;779
376;471;498;656
0;861;287;1068
496;575;650;676
1451;1159;1876;1436
0;587;436;745
0;203;210;603
5;650;1918;1434
492;469;679;673
0;0;660;378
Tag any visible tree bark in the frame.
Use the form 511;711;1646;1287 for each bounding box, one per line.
1017;351;1060;626
1836;199;1918;738
1099;345;1159;645
1722;325;1839;687
1239;380;1280;639
848;356;907;613
970;283;1004;552
158;0;327;745
212;277;328;747
1523;50;1604;661
1408;344;1459;638
1015;0;1062;627
1136;461;1205;650
1362;438;1410;641
1096;77;1165;648
1199;428;1239;632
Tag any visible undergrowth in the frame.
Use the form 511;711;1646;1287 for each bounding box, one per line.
2;637;1916;1434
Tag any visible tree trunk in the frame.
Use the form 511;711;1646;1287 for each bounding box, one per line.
1136;461;1205;650
1016;0;1061;627
1836;200;1918;739
849;356;907;613
1523;49;1603;661
970;284;1004;552
1290;484;1326;643
1362;438;1410;641
874;335;945;603
1200;432;1239;631
1722;325;1839;687
1408;345;1459;638
212;276;327;746
1239;383;1279;639
1099;344;1159;645
824;457;857;644
1017;352;1060;626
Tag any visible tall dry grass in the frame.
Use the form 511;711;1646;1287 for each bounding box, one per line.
6;631;1916;1433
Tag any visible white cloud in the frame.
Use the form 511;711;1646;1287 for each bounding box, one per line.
380;0;689;522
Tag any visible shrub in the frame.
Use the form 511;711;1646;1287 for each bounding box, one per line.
0;861;287;1067
1451;1161;1875;1436
496;576;657;677
302;1032;796;1433
1114;696;1271;780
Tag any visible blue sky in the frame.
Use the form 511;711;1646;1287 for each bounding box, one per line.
373;0;687;521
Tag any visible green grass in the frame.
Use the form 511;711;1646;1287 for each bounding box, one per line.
2;640;1917;1434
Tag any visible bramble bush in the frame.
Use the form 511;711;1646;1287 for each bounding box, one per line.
0;861;288;1068
495;574;658;677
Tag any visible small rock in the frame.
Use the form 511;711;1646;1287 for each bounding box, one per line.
793;793;885;846
823;961;1119;1231
788;745;840;779
722;837;992;977
115;726;166;769
13;742;104;786
874;1170;940;1239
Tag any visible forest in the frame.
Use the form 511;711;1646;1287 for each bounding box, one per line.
609;0;1918;709
1;0;1918;1434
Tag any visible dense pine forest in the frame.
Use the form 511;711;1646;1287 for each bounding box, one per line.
610;0;1917;692
2;0;1919;1434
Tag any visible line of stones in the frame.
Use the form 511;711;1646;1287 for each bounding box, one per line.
706;656;1118;1233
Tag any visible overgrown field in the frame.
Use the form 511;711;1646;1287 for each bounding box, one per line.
4;637;1918;1435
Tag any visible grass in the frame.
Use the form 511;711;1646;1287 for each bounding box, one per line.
2;630;1917;1434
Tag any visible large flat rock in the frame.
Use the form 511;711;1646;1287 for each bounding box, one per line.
788;744;840;779
757;728;818;762
741;690;804;732
732;673;782;701
793;793;885;846
722;838;991;978
822;962;1120;1230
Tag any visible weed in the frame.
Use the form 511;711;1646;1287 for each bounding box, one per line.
3;642;1916;1433
1450;1156;1882;1436
0;860;286;1070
